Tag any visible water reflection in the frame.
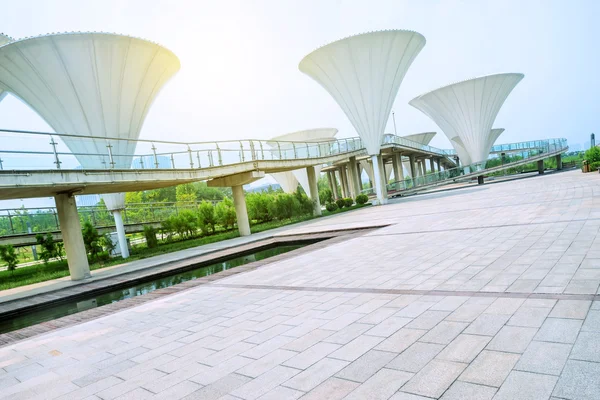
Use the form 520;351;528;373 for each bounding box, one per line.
0;244;302;334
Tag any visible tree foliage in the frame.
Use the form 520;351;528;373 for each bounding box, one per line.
215;198;237;230
0;245;18;273
35;233;64;265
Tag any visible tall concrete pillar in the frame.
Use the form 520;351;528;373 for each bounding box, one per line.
371;154;388;205
348;156;361;198
409;155;417;182
377;155;388;199
55;193;91;281
429;158;435;174
556;154;563;170
327;170;335;196
306;166;321;216
112;210;129;258
232;185;251;236
392;153;400;183
339;166;349;198
436;158;442;172
331;171;340;199
419;160;426;176
537;159;545;174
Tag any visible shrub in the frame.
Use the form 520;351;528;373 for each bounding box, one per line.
344;198;353;208
35;233;63;265
0;245;18;273
215;198;237;230
590;161;600;172
319;188;333;205
269;193;297;220
143;225;158;248
325;202;338;212
584;146;600;164
246;192;272;223
82;222;104;260
294;190;313;215
197;201;216;234
355;194;369;205
335;198;345;209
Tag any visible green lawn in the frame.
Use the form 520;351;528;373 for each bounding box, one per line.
0;203;369;291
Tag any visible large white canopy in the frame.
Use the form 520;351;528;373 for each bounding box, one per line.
401;132;436;177
0;34;14;103
0;32;181;171
299;30;426;156
268;128;337;197
409;73;523;164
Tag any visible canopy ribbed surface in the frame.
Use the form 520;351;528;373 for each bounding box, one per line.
409;73;523;164
0;32;180;169
299;30;426;155
0;33;14;104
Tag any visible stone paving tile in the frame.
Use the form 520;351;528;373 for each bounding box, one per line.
335;349;396;383
515;341;572;376
440;381;497;400
459;350;520;387
486;326;538;353
419;321;468;345
283;357;348;392
437;334;491;363
298;377;359;400
464;313;510;336
328;334;384;362
400;359;466;398
534;318;582;344
549;300;592;319
569;331;600;363
386;341;444;373
493;371;558;400
231;365;300;400
553;359;600;400
282;342;340;370
257;385;304;400
375;328;426;353
344;368;413;400
507;306;552;328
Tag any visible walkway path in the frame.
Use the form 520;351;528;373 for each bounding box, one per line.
0;170;599;399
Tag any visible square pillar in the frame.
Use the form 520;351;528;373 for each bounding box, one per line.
232;185;250;236
409;154;417;181
339;166;349;198
55;193;91;281
537;159;545;174
392;153;400;183
306;166;321;216
377;154;388;199
556;154;563;170
330;171;340;199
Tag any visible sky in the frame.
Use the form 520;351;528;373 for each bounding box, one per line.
0;0;598;207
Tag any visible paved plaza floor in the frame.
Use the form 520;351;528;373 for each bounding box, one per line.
1;169;599;399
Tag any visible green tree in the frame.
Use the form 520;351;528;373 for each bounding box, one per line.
35;233;63;265
176;183;197;204
215;198;237;230
82;222;106;260
197;201;216;234
0;245;18;273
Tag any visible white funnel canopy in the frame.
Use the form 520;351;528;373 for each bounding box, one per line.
409;73;523;164
0;32;181;169
403;132;436;146
269;128;338;197
0;33;14;103
299;30;426;156
451;128;505;165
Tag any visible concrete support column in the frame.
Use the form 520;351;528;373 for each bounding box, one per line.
537;159;545;174
371;154;388;205
348;156;361;198
392;153;400;183
419;160;426;176
306;166;321;216
112;210;129;258
55;193;91;281
232;185;251;236
478;176;484;185
339;166;349;198
556;154;563;170
409;155;417;181
377;155;388;199
327;171;335;196
331;171;340;199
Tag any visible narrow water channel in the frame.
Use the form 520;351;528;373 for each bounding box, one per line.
0;244;304;334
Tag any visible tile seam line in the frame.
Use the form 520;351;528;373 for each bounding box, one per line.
209;283;600;301
362;216;600;237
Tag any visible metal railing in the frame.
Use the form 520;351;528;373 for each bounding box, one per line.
0;128;365;171
0;201;222;236
383;138;568;192
381;134;454;155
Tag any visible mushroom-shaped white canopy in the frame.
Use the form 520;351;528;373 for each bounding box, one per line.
399;132;437;178
409;73;523;164
451;128;505;165
0;32;181;171
299;30;426;156
268;128;338;197
0;33;14;103
0;32;180;211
